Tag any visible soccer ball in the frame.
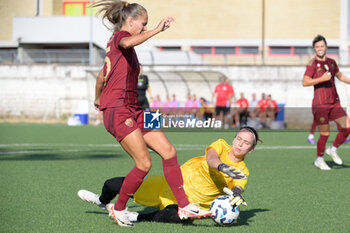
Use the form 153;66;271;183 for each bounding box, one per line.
210;195;240;225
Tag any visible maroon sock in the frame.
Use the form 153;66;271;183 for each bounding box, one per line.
162;157;190;208
333;128;350;148
317;135;329;156
114;166;148;211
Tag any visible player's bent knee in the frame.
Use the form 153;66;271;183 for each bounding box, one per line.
340;127;350;135
136;158;152;171
167;145;177;158
104;177;124;193
104;178;114;191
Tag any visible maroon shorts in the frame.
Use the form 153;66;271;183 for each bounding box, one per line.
103;105;152;142
312;102;347;125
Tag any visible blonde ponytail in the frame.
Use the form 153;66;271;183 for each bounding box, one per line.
93;0;146;31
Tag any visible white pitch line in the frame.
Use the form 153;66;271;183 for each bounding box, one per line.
0;143;120;147
0;149;89;155
0;144;348;155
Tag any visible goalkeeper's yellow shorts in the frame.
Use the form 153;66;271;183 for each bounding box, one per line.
133;174;177;209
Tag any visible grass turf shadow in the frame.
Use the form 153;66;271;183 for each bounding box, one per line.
235;208;270;226
132;206;270;227
180;208;270;227
327;161;350;169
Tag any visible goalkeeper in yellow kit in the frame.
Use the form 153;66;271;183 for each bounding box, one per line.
78;126;260;223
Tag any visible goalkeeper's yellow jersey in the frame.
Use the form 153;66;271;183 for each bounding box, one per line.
133;139;249;210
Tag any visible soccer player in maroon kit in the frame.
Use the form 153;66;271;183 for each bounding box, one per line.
83;0;210;227
303;35;350;170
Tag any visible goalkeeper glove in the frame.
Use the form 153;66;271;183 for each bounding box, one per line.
217;163;247;179
223;187;247;207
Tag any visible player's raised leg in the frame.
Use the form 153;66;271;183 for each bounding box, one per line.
326;116;350;165
143;129;211;219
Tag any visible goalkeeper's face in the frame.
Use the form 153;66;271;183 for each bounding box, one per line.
232;131;255;157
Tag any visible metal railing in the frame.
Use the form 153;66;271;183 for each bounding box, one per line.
0;48;340;66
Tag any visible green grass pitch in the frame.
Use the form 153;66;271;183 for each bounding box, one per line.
0;123;349;233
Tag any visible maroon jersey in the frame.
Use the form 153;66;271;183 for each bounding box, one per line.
100;31;140;110
304;57;340;106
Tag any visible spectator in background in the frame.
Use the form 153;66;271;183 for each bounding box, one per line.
234;92;249;127
225;77;236;103
169;94;180;115
199;97;214;120
257;93;268;128
212;75;234;126
266;94;279;127
183;93;194;119
137;65;152;111
169;94;180;108
192;94;201;117
192;94;200;108
162;95;171;115
249;93;258;120
150;94;162;111
184;93;193;111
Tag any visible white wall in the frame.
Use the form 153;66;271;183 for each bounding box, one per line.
0;64;349;127
13;16;112;49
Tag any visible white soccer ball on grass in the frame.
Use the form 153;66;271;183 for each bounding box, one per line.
210;195;240;225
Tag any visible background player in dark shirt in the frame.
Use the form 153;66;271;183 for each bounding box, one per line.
137;65;152;111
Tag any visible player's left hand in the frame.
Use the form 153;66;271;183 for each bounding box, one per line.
94;98;100;109
223;187;247;207
217;163;247;179
158;17;175;32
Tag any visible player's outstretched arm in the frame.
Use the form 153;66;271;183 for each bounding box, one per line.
206;149;247;179
335;72;350;84
120;17;175;49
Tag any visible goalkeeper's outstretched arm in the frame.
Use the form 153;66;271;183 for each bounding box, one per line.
206;148;223;169
206;149;247;179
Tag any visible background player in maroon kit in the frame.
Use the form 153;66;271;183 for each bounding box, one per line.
303;35;350;170
88;0;210;227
